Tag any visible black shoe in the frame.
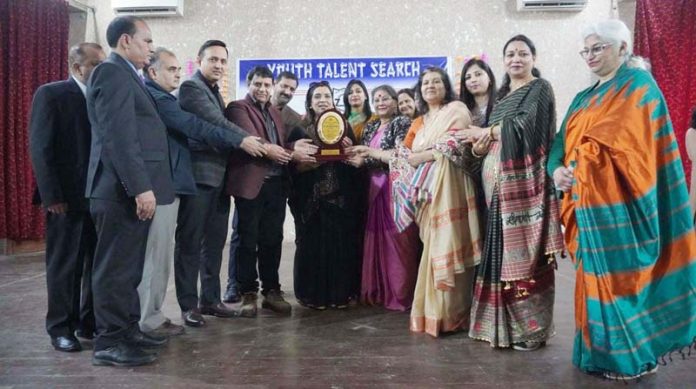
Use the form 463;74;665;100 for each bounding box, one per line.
51;335;82;352
223;286;240;303
199;302;238;318
124;329;168;348
75;329;96;340
92;343;157;367
262;290;292;315
182;309;206;327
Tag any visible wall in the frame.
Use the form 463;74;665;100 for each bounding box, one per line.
88;0;631;124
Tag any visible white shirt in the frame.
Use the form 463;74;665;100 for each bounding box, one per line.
71;75;87;97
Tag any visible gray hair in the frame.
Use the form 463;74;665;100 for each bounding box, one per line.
68;42;102;68
581;19;650;71
143;47;176;79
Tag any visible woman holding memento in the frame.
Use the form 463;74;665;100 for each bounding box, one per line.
548;20;696;380
464;34;564;351
393;66;482;337
347;85;420;311
344;79;376;143
289;81;361;310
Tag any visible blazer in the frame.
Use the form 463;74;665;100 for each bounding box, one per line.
145;79;244;196
29;77;92;211
85;52;174;205
225;95;288;200
178;70;249;188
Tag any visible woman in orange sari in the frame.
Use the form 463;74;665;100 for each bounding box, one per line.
394;67;482;337
549;20;696;380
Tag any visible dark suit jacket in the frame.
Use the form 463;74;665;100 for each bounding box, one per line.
225;95;288;200
85;52;174;205
178;70;249;188
29;78;92;211
145;79;245;196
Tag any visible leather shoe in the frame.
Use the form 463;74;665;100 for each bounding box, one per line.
124;329;168;348
146;320;185;337
239;293;258;318
199;302;238;318
51;335;82;352
223;285;240;303
182;309;206;327
262;290;292;315
93;343;156;367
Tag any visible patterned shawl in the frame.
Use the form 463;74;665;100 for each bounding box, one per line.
490;78;564;281
557;64;696;376
391;101;481;290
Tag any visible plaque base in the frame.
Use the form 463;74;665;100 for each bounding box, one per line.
315;147;347;161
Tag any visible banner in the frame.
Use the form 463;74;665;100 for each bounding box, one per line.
236;56;448;115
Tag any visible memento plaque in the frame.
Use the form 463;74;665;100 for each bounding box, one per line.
315;108;348;161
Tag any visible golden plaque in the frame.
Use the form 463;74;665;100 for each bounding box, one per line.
315;108;348;161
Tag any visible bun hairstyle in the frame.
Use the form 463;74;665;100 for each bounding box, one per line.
581;19;650;71
498;34;541;101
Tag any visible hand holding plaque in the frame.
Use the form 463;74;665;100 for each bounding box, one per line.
315;108;348;161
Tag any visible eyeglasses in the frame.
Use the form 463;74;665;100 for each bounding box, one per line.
579;43;613;59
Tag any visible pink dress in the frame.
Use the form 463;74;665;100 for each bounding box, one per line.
360;124;420;311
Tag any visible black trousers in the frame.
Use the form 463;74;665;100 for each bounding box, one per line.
235;177;287;295
90;199;151;351
45;209;96;338
174;184;230;311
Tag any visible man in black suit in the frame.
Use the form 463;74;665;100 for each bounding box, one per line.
86;16;174;367
29;42;105;353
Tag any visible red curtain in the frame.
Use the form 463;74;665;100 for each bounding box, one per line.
0;0;69;240
635;0;696;182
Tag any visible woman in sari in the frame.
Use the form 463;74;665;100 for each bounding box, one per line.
685;107;696;214
395;67;482;337
289;81;360;310
348;85;420;311
548;20;696;380
464;34;564;351
459;57;496;127
343;79;376;143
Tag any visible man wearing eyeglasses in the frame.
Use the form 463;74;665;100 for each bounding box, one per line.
138;47;265;336
225;66;317;317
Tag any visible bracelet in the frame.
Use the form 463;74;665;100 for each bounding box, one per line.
471;147;484;158
488;124;496;141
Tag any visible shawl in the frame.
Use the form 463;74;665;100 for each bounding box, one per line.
391;101;481;290
489;78;564;281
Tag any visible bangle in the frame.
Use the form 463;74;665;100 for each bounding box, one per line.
471;147;484;158
488;125;496;141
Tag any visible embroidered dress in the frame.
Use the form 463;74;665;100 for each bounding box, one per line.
468;79;564;347
547;64;696;376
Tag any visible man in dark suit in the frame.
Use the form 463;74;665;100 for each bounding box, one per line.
29;42;105;353
86;16;173;367
226;66;316;317
174;40;257;326
138;47;266;335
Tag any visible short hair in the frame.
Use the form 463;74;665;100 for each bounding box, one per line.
581;19;648;70
414;67;456;115
246;66;274;84
343;79;372;122
275;71;298;84
197;39;228;58
106;15;145;48
143;47;176;80
68;42;103;68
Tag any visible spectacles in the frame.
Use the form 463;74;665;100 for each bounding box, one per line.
579;43;613;59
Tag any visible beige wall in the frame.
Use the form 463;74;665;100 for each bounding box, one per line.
87;0;637;122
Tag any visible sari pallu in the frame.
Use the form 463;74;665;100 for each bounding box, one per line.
392;101;482;337
469;78;564;347
553;64;696;376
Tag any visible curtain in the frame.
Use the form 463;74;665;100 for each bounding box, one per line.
0;0;69;240
635;0;696;183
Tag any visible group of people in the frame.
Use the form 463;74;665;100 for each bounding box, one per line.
28;13;696;380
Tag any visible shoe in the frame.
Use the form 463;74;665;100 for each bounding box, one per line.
512;341;546;351
262;290;292;315
239;293;258;318
199;302;238;318
124;329;168;348
75;329;96;340
51;335;82;352
92;343;157;367
223;284;240;303
145;320;185;337
182;309;206;327
603;365;658;380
